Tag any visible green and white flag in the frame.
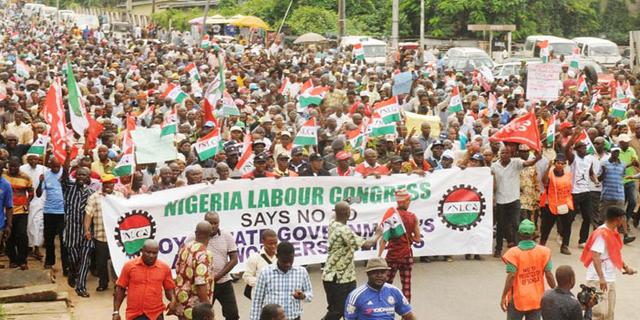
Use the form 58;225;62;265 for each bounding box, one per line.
299;86;329;109
185;63;200;82
160;107;177;136
293;118;318;146
353;42;365;61
27;135;49;157
201;34;211;49
160;83;188;103
448;86;463;113
195;129;221;161
113;132;135;177
546;114;556;145
16;58;31;78
66;57;89;135
369;113;396;137
373;96;401;124
381;208;406;241
611;98;628;119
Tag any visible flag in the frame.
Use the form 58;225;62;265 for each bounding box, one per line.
448;86;463;113
27;135;49;157
293;118;318;146
85;116;105;151
195;129;222;161
161;107;177;136
66;58;89;135
369;112;396;137
160;83;188;103
570;47;580;69
137;106;155;126
611;98;628;119
538;40;549;63
346;126;365;152
299;86;329;108
185;63;200;82
577;74;588;94
380;208;406;241
16;58;31;78
489;110;541;151
546;114;556;145
201;34;210;49
235;135;254;174
588;91;599;110
487;92;497;115
202;98;218;125
373;96;401;124
299;79;313;95
216;53;225;93
576;130;596;154
222;91;240;116
353;42;365;61
43;79;69;163
113;131;135;177
279;77;290;96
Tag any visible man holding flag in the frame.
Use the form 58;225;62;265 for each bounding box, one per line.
376;189;421;302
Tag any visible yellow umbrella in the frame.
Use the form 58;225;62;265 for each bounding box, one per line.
230;16;270;30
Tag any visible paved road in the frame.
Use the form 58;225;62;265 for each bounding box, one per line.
66;221;640;319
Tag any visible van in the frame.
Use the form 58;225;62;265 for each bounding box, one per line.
109;21;132;40
74;14;100;30
58;10;75;22
39;6;57;19
443;47;494;71
22;3;44;16
522;35;577;58
572;37;622;67
340;36;387;65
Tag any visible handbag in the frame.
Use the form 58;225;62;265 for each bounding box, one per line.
244;253;272;299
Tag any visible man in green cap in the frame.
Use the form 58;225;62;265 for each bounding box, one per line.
500;219;557;320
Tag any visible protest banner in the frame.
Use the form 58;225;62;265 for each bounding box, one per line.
102;168;493;276
405;111;441;138
526;63;562;101
131;127;177;164
392;71;413;96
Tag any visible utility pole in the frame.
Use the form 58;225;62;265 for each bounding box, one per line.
391;0;399;50
419;0;424;50
338;0;345;40
56;0;60;24
201;0;211;46
126;0;132;23
152;0;156;15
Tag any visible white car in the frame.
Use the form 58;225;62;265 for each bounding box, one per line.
443;47;495;71
572;37;622;67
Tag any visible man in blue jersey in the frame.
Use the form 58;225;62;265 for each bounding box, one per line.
344;258;416;320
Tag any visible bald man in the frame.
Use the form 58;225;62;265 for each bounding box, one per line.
541;266;583;320
113;239;176;320
175;222;215;320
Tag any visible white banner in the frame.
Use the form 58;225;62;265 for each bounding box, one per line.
526;63;562;101
102;168;494;275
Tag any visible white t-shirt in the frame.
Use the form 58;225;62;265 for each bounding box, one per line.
589;152;610;192
586;226;616;282
571;153;595;194
491;158;525;204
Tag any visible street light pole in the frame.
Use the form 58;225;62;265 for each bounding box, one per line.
338;0;345;40
391;0;399;50
201;0;211;46
419;0;424;50
56;0;60;24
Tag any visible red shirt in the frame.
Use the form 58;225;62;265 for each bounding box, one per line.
115;257;176;320
354;162;390;177
242;170;277;179
385;208;418;261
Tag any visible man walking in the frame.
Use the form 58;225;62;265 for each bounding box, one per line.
599;146;635;244
322;201;375;320
4;156;34;270
36;157;67;271
377;189;421;302
566;140;597;248
540;265;583;320
581;207;637;320
113;239;176;320
243;229;278;298
175;222;214;320
251;242;313;320
0;155;13;269
344;257;416;320
500;219;556;320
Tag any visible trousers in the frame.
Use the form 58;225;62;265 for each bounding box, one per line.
573;192;594;244
212;280;239;320
5;214;28;265
322;279;356;320
67;244;92;293
94;240;111;288
587;280;616;320
507;301;541;320
496;200;521;252
386;256;414;302
540;206;574;247
43;214;68;270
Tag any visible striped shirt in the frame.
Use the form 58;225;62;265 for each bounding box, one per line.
85;191;123;242
601;159;625;201
62;180;94;248
250;264;313;320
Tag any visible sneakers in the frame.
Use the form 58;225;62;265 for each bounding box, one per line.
560;246;571;255
578;243;585;249
624;235;636;245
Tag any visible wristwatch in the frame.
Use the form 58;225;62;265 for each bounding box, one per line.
112;311;119;315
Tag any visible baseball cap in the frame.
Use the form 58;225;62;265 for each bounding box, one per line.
335;151;351;161
611;145;621;152
559;122;573;131
470;153;484;162
253;139;266;146
431;140;445;149
277;152;290;160
391;155;403;163
254;153;268;163
365;257;391;272
309;153;322;162
518;219;536;235
291;146;304;156
280;131;292;137
618;134;632;143
230;126;243;132
203;121;216;128
100;174;117;184
442;150;454;160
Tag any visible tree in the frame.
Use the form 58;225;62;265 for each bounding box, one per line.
287;6;337;35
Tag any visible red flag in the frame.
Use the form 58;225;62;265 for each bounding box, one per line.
43;79;69;163
489;110;541;151
202;98;218;126
85;115;104;150
235;135;253;172
126;113;137;132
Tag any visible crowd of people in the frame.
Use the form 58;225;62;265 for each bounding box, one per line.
0;2;639;320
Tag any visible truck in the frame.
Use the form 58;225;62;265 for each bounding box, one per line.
340;36;387;65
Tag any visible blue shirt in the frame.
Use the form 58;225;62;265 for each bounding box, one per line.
0;177;14;230
42;170;64;214
601;159;625;201
250;265;313;320
344;283;412;320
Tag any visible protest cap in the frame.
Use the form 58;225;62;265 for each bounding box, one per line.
442;150;454;160
365;257;391;272
618;134;632;143
203;121;216;128
100;174;117;184
277;152;290;160
309;153;322;162
391;155;403;163
254;153;268;163
224;146;239;155
559;122;573;131
611;145;621;152
431;140;445;148
230;126;243;132
280;131;292;137
336;151;351;161
518;144;530;151
395;189;411;202
470;153;484;162
291;146;304;156
518;219;536;235
252;139;266;146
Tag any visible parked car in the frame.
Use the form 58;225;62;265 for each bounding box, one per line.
340;36;387;65
572;37;622;67
522;35;577;58
443;47;495;72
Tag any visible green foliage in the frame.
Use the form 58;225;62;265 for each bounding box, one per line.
152;8;203;31
288;6;337;35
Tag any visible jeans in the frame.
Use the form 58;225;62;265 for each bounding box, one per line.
590;191;603;226
540;206;574;247
573;192;594;244
507;301;541;320
496;200;521;252
94;240;110;288
43;214;68;270
322;280;356;320
5;214;28;265
212;280;239;320
624;182;636;220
